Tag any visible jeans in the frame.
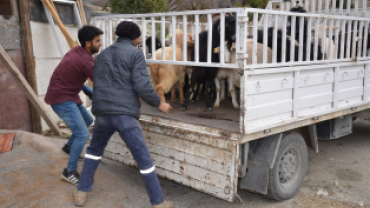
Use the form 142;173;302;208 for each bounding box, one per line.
51;101;93;171
77;115;164;205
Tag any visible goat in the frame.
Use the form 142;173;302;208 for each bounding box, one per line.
257;27;323;62
287;6;309;45
337;22;370;59
181;15;236;111
145;36;161;55
214;40;273;109
311;25;339;60
149;30;193;104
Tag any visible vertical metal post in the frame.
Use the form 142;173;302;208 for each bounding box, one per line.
220;13;225;65
314;18;319;61
195;14;199;62
151;17;156;60
252;13;258;65
141;17;147;59
363;22;369;57
43;4;64;57
172;16;177;61
207;14;212;63
357;21;364;58
321;19;327;60
183;15;188;62
290;16;296;62
351;20;358;59
306;16;312;61
108;19;113;46
272;14;278;64
161;16;166;61
101;20;106;50
263;13;268;64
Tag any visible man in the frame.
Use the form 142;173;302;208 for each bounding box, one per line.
73;21;173;208
44;26;103;185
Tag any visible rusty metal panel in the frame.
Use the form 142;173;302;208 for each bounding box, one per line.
0;49;32;131
103;119;239;202
0;25;21;50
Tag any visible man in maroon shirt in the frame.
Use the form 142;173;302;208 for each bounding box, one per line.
45;25;103;185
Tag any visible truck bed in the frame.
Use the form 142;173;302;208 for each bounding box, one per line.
140;97;240;133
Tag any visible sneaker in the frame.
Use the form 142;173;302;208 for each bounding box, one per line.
61;144;84;160
61;168;80;185
73;190;87;206
153;200;173;208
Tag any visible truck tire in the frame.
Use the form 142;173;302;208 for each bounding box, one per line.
267;132;308;200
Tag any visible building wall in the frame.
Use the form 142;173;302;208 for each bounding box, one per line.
0;0;33;131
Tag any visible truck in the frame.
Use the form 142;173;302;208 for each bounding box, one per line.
90;0;370;202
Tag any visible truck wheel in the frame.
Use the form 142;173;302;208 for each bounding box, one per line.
267;132;308;200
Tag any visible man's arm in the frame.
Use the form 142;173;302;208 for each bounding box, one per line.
132;52;161;107
83;59;94;81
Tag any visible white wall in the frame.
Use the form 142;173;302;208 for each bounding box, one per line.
30;21;90;132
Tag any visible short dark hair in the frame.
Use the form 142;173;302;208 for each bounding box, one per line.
78;26;103;47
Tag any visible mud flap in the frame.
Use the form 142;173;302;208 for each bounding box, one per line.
239;133;282;194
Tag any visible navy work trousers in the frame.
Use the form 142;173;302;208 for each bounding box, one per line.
77;114;163;205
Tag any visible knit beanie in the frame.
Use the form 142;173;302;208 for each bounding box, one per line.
115;21;141;40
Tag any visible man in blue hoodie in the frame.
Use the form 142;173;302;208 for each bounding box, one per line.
73;21;173;208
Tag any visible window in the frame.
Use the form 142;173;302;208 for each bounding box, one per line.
0;0;13;20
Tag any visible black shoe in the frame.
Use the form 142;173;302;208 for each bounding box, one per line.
60;168;80;185
61;144;84;160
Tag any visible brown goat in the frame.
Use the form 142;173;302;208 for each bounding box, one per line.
149;30;194;104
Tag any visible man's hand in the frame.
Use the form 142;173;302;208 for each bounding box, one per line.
158;102;172;114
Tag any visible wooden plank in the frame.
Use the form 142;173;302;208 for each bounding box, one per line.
19;0;42;134
0;44;61;136
76;0;87;25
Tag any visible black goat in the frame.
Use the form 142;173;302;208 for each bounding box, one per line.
145;36;161;54
337;22;370;59
181;15;236;111
257;27;323;62
287;6;309;45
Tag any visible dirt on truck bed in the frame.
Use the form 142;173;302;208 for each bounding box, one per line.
1;120;370;208
140;97;240;133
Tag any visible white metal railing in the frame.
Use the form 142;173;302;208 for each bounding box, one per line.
263;0;369;16
91;5;370;70
92;8;242;69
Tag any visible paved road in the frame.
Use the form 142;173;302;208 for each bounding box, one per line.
1;119;370;207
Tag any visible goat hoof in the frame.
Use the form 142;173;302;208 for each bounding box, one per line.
207;107;213;111
180;107;186;111
191;100;196;103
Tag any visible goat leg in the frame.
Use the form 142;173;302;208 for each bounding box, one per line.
192;80;201;102
214;77;221;108
228;77;239;109
220;79;225;101
170;86;177;103
205;79;213;111
181;83;195;111
178;81;185;104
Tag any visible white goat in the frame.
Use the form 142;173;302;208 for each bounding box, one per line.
214;40;272;109
311;25;339;60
